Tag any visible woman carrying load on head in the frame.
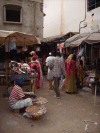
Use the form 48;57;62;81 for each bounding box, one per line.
64;54;77;93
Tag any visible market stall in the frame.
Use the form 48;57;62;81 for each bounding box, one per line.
64;31;100;102
0;30;41;85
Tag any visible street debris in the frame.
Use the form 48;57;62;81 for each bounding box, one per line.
94;122;97;125
31;125;34;127
84;120;98;125
58;103;62;106
89;113;92;115
23;112;32;118
82;87;91;92
47;117;49;120
62;130;69;132
95;114;98;115
7;120;19;126
14;113;23;118
85;124;91;132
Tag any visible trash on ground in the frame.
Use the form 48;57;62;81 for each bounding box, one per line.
14;113;24;118
58;103;62;106
94;122;97;125
23;112;32;118
62;130;69;132
82;87;91;92
95;114;98;115
89;113;92;115
84;120;97;125
47;118;49;120
85;124;91;132
31;125;34;127
84;120;94;123
6;120;19;126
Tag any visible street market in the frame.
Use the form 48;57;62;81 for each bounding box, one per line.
0;0;100;132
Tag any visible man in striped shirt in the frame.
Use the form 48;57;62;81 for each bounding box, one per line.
9;78;34;109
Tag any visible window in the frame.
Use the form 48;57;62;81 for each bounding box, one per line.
87;0;100;11
3;4;22;23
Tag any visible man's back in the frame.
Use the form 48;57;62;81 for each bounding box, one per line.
52;56;65;78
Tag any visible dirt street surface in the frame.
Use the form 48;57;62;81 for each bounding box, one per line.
0;76;100;133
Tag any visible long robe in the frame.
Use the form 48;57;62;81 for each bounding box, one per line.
28;61;40;88
65;59;77;93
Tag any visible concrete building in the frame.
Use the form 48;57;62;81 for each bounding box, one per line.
43;0;100;37
0;0;44;38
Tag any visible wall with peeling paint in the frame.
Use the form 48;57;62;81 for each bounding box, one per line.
0;0;43;38
43;0;100;37
81;7;100;33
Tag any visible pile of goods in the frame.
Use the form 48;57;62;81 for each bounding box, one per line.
33;97;48;105
9;61;35;75
25;106;47;116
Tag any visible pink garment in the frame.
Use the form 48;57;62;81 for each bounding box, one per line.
36;59;43;87
65;60;76;77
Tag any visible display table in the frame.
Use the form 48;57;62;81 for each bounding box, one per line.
90;80;100;106
9;73;38;93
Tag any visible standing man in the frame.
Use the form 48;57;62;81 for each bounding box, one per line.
46;52;55;90
51;51;66;98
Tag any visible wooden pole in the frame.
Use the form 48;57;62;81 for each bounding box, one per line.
94;84;97;106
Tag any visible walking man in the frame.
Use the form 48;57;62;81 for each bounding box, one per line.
46;52;55;90
51;51;66;98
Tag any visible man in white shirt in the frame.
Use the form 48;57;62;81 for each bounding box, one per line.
45;52;55;90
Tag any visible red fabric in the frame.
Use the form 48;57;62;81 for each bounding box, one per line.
28;61;40;88
65;60;76;77
59;43;64;49
9;85;25;106
43;55;46;62
33;53;38;59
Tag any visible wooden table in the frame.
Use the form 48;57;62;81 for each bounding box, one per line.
90;80;100;106
14;77;37;93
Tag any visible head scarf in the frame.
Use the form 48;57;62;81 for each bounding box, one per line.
67;54;73;65
29;51;35;55
33;53;38;59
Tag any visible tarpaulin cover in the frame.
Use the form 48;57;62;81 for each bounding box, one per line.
0;30;41;46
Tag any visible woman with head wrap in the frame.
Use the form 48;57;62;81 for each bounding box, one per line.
64;54;77;93
28;53;43;89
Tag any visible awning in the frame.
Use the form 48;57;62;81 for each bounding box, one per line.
64;33;90;48
0;30;41;46
85;32;100;44
42;32;78;43
64;32;100;48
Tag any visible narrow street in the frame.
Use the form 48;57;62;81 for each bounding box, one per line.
0;76;100;133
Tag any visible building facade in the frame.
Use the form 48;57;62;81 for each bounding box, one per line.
0;0;44;38
43;0;100;37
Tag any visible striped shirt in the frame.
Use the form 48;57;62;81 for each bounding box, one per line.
9;85;25;106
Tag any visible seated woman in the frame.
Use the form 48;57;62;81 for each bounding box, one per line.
9;78;36;109
64;54;77;93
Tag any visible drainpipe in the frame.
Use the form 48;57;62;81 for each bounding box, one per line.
79;0;87;34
